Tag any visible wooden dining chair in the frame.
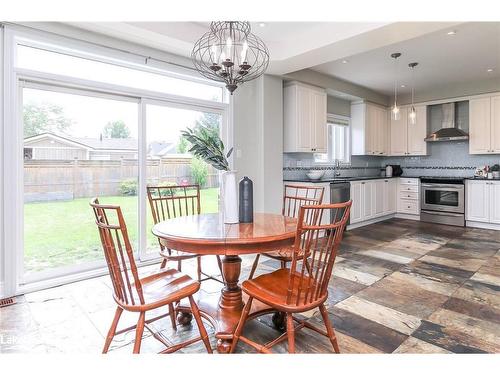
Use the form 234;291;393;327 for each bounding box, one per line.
248;184;325;279
90;198;213;354
147;184;222;283
230;201;352;354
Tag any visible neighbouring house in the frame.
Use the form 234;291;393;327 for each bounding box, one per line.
148;141;178;158
23;132;138;160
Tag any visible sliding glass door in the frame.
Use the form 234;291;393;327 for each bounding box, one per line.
20;85;225;283
141;101;222;258
22;84;139;282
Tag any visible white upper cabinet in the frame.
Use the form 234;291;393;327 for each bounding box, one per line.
351;102;388;156
469;97;492;154
283;82;327;153
389;107;408;155
407;105;428;155
491;96;500;153
390;106;427;156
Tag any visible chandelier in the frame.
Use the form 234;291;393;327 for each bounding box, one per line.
192;22;270;94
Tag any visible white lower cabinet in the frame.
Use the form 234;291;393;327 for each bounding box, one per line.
466;180;500;226
350;178;397;225
397;178;420;216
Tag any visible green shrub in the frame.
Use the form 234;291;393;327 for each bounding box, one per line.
119;178;138;196
191;157;208;188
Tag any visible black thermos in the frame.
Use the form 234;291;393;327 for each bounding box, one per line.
239;176;253;223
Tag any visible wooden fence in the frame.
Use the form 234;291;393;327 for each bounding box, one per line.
24;156;219;202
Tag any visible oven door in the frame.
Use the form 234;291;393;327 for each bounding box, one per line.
421;183;464;213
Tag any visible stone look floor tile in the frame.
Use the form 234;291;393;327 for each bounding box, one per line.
336;295;421;335
3;218;500;354
393;336;452;354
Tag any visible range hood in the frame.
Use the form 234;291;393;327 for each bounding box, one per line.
425;102;469;142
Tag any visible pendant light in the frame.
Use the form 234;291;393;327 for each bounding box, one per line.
408;62;419;125
192;22;269;94
390;53;402;120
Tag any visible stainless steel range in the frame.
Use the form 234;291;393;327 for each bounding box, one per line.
420;177;465;227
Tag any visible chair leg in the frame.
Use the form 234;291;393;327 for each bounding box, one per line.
280;260;287;269
319;304;340;353
230;297;253;353
188;296;213;354
133;312;146;354
177;260;182;272
286;313;296;353
168;303;177;330
248;254;260;280
159;259;167;269
197;256;202;282
102;306;123;354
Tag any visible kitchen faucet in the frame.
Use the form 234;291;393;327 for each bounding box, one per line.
333;160;341;177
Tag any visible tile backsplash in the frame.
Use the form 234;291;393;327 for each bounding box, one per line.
284;142;500;180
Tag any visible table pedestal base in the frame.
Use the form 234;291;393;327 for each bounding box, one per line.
176;255;279;353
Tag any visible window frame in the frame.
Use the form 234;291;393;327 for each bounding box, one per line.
314;113;351;165
2;25;232;294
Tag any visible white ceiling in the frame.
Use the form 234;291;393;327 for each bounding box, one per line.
68;21;498;98
69;21;396;73
311;22;500;96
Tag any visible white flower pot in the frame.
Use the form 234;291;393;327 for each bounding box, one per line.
220;170;239;224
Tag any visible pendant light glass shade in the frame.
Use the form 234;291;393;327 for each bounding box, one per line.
392;104;401;120
408;62;419;125
408;106;417;125
390;53;402;121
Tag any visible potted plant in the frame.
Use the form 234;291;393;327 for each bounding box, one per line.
181;127;237;223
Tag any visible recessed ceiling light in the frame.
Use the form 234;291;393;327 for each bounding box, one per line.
342;59;349;64
487;68;494;72
447;30;457;36
259;22;266;27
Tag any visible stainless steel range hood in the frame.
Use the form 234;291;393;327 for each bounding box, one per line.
425;102;469;142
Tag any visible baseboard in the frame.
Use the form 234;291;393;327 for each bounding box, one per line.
466;221;500;231
347;214;396;230
395;213;421;221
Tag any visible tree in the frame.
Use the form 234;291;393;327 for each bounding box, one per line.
103;120;130;139
177;135;189;153
194;111;220;138
190;156;208;188
23;102;74;138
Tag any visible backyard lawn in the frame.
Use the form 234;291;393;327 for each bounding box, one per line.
24;188;219;274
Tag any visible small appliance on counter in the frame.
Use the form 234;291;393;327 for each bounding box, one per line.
389;165;403;177
385;165;393;178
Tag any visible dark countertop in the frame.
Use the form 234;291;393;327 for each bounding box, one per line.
283;176;401;184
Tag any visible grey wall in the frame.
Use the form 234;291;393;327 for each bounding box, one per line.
398;77;500;105
327;95;351;117
233;74;283;214
283;69;389;107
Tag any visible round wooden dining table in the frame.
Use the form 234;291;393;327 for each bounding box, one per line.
152;212;298;353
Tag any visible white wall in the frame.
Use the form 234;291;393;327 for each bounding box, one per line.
233;74;283;214
0;25;5;297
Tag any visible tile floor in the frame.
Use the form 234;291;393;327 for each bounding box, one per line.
1;218;499;354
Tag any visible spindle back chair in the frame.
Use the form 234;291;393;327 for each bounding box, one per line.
248;184;325;279
231;201;352;353
90;198;212;354
147;184;222;282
